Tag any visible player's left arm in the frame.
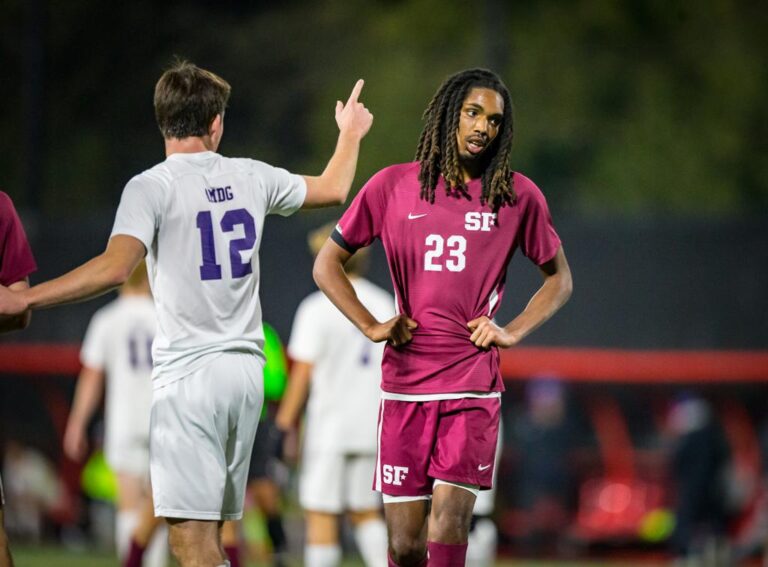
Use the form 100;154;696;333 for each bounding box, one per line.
0;235;146;316
468;246;572;349
0;279;31;333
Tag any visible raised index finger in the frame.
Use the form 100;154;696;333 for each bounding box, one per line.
346;79;365;105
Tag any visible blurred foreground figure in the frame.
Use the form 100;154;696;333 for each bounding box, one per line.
668;394;730;566
276;221;392;567
513;379;571;556
313;68;572;567
0;60;373;567
63;261;168;567
0;190;38;567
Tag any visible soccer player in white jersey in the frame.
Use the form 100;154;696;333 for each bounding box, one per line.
63;261;168;567
276;221;393;567
0;60;373;567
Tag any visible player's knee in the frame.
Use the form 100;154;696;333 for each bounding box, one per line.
388;535;426;566
430;507;473;542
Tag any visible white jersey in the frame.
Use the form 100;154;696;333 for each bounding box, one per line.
80;295;156;462
288;278;394;453
111;151;306;386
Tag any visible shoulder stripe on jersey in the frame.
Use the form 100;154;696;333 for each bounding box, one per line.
330;229;358;253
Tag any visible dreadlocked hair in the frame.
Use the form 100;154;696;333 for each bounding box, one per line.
415;68;516;215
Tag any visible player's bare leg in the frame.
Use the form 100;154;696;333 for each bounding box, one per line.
305;511;340;567
220;521;240;566
348;509;388;567
167;518;227;567
427;484;477;566
0;508;13;567
131;495;165;547
250;479;287;565
384;500;428;566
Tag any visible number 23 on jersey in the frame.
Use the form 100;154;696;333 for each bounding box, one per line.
422;212;496;272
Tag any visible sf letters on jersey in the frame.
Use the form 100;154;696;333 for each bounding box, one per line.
464;212;496;232
382;464;409;486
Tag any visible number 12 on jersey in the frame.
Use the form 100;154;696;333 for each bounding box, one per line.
196;208;256;281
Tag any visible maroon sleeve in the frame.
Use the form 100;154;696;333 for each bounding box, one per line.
0;192;37;286
333;168;391;252
517;176;561;265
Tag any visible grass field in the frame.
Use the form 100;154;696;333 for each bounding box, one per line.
12;545;665;567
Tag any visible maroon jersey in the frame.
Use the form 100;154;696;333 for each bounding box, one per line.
0;191;36;287
333;162;561;395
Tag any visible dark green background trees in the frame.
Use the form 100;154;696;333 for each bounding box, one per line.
2;0;766;218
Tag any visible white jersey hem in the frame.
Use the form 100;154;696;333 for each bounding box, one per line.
380;391;502;402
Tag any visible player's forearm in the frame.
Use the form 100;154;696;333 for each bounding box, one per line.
313;248;379;337
68;369;105;428
304;132;362;206
0;280;31;332
503;270;572;343
23;254;129;310
275;362;311;431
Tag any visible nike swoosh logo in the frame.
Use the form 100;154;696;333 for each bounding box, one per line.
478;464;492;471
408;213;428;220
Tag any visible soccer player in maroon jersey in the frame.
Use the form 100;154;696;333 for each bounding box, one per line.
0;190;37;567
313;69;573;566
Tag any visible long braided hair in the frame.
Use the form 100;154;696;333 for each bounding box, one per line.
415;69;515;213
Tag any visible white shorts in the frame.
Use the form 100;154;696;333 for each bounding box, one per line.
106;429;150;477
299;451;381;513
150;353;264;521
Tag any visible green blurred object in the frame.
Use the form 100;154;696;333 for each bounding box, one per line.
80;450;117;503
638;508;675;543
261;322;288;419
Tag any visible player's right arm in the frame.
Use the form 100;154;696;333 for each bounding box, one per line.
274;359;312;463
313;239;416;346
301;80;373;208
0;235;145;315
63;365;106;462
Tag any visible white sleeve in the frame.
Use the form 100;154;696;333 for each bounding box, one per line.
110;176;163;250
287;298;323;363
80;310;108;370
255;162;307;217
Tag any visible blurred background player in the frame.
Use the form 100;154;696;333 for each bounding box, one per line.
63;263;167;566
466;426;503;567
221;322;290;567
276;221;393;567
0;190;37;567
63;261;168;567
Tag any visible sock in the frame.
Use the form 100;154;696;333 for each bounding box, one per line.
354;518;388;567
427;541;468;567
305;544;342;567
266;515;287;554
224;544;241;567
123;538;145;567
466;518;497;567
116;510;139;560
144;523;169;567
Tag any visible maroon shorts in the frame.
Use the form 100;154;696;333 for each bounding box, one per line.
374;397;501;496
